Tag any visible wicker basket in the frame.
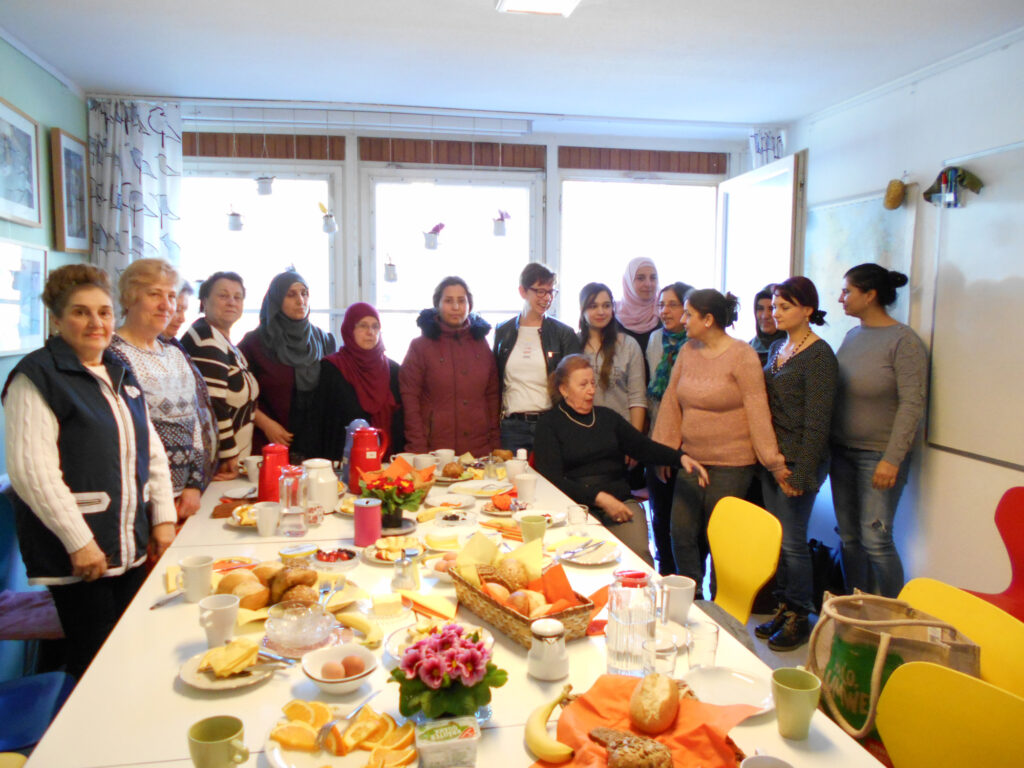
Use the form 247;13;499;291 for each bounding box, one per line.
450;566;594;648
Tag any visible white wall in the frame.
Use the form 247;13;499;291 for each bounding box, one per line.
789;36;1024;592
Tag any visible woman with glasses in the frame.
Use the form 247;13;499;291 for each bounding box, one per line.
400;276;499;457
313;302;404;460
644;281;693;574
493;263;580;453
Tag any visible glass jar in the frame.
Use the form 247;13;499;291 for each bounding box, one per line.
606;569;657;676
391;549;420;591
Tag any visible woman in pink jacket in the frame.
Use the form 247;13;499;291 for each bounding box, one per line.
399;276;500;457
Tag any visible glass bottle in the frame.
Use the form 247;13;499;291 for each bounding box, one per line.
391;549;419;592
606;569;657;676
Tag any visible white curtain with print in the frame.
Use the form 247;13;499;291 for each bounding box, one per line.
88;98;183;278
749;128;785;169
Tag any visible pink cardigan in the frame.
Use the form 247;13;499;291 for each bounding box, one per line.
652;339;785;471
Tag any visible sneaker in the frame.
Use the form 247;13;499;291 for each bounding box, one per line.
754;603;788;639
767;611;810;652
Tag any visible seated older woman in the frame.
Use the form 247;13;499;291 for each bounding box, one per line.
534;354;707;567
109;259;208;522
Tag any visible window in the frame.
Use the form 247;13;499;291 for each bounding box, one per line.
177;172;334;340
367;170;542;360
559;180;718;322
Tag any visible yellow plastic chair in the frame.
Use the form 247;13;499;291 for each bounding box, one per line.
898;576;1024;697
707;496;782;623
0;754;27;768
877;661;1024;768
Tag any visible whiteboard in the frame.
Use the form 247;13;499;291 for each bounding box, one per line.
929;141;1024;470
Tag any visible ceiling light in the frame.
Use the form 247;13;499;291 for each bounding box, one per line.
496;0;582;17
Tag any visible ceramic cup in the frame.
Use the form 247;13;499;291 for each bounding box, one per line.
199;593;239;648
390;452;416;466
772;667;821;740
431;448;456;465
253;501;281;537
659;574;697;625
513;473;538;503
504;459;528;480
241;455;262;484
187;715;249;768
413;454;439;470
518;514;548;544
177;555;214;602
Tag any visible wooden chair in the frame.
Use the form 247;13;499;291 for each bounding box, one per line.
966;486;1024;622
876;661;1024;768
707;496;781;624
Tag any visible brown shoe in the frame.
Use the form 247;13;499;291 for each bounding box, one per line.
767;611;810;652
754;603;788;639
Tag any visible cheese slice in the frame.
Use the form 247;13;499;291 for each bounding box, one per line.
197;638;258;678
426;532;459;551
395;590;458;620
417;507;439;523
373;593;405;617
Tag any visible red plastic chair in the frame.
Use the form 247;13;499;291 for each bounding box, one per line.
966;487;1024;622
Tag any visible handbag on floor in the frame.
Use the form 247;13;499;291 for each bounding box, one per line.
806;591;980;764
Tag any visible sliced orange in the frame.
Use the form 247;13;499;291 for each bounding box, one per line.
282;699;316;726
378;722;415;751
269;720;318;751
360;713;397;750
372;746;418;767
309;700;333;730
339;706;383;755
363;752;385;768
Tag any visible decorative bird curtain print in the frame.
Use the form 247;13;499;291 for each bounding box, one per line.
88;98;183;278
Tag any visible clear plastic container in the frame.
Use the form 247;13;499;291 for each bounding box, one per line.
606;569;657;676
264;601;334;654
414;716;480;768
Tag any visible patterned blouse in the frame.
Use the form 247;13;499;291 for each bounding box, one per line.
109;334;205;495
181;317;260;461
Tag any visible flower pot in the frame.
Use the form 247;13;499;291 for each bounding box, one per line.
424;232;438;249
493;219;506;236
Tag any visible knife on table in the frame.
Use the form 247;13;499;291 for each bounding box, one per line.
150;589;184;609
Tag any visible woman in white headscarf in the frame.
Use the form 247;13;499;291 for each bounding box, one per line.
615;257;660;381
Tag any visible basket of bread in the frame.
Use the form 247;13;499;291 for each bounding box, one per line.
215;559;321;610
449;534;593;648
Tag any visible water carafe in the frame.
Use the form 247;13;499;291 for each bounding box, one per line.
606;569;657;676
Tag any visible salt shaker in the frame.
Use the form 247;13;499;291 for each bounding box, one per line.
391;549;419;592
528;618;568;680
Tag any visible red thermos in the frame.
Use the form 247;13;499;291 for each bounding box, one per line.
258;443;290;501
348;427;390;491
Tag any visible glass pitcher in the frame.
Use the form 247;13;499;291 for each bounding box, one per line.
606;569;657;676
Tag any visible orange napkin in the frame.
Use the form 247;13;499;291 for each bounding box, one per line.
532;675;758;768
480;520;523;541
586;585;609;635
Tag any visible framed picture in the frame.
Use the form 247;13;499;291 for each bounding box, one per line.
50;128;91;253
0;98;41;227
0;239;46;356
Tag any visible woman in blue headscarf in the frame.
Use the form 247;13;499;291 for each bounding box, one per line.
238;269;336;463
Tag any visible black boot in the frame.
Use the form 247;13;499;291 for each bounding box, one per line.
754;602;788;639
767;611;810;652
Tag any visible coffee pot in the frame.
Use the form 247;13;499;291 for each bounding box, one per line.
348;427;390;490
258;443;289;502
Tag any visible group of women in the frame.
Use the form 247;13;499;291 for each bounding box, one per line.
3;255;926;680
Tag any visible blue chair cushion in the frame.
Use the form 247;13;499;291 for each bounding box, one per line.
0;671;74;751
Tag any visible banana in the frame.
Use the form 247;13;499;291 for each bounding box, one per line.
335;612;383;648
524;683;574;763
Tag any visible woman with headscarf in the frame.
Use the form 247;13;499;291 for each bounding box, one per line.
615;257;661;379
238;269;336;463
312;303;404;460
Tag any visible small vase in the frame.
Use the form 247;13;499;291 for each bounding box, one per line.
493;219;506;236
424;232;438;249
381;506;404;530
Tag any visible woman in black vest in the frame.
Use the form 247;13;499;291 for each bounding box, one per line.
2;265;177;679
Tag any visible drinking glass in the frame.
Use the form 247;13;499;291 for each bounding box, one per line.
687;622;719;669
567;504;588;536
642;636;678;676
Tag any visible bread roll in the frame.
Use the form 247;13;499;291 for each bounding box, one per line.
492;449;514;462
280;584;319;605
217;569;259;595
270;566;318;603
441;462;463;479
496;558;529;591
507;590;531;616
253;561;285;586
629;673;679;735
233;581;269;610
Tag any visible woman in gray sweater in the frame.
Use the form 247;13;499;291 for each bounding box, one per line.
831;264;928;598
756;277;837;651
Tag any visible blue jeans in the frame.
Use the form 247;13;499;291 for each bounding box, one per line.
829;446;910;597
670;464;755;595
760;463;829;614
499;417;536;454
646;464;677;575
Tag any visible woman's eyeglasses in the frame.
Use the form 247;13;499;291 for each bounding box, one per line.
528;287;558;299
657;301;683;311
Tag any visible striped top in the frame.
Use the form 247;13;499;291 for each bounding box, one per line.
181;317;259;461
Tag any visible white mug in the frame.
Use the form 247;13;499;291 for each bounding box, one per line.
513;473;537;503
504;459;528;479
199;593;239;648
177;555;214;602
253;501;281;537
413;454;439;470
659;574;697;624
241;455;262;484
390;452;416;466
431;449;456;465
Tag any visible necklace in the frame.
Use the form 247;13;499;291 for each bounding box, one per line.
770;329;812;374
559;404;596;428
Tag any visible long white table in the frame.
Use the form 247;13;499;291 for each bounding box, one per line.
26;471;881;768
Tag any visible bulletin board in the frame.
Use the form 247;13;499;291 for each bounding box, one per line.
928;140;1024;471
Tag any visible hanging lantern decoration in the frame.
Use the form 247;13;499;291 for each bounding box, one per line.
424;222;444;250
384;256;398;283
493;210;511;236
256;176;275;195
227;208;243;231
319;202;338;234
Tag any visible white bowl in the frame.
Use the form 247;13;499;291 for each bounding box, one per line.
301;643;377;695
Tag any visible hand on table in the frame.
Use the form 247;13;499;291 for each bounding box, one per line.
872;459;900;490
148;522;176;562
213;459;239;481
70;540;107;582
176;488;201;521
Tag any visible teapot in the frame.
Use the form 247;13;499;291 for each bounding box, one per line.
348;426;390;490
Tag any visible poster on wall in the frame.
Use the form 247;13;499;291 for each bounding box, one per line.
0;239;46;355
802;187;916;354
0;97;41;228
50;128;91;253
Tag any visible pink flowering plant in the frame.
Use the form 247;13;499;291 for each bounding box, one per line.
388;623;507;718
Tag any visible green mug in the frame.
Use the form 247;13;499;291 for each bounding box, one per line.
771;666;821;740
188;715;249;767
518;514;549;544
